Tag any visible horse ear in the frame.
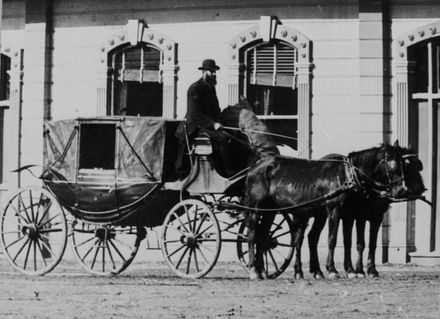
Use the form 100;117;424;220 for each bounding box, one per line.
393;140;400;147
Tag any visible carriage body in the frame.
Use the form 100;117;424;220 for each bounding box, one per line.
42;117;183;226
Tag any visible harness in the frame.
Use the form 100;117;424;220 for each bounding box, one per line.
217;127;411;212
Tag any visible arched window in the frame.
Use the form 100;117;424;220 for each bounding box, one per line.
108;43;163;116
0;54;11;183
242;41;298;152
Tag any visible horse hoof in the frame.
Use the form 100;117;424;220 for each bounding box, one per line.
346;272;357;279
328;272;339;279
368;272;379;278
295;273;304;280
249;272;259;280
314;273;323;280
356;273;366;279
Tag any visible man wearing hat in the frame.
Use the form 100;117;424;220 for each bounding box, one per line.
175;58;230;177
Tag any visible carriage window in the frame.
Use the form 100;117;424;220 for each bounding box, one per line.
109;43;163;116
243;42;298;152
79;124;116;170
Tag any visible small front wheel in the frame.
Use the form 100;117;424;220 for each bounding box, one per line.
0;187;67;276
70;221;144;276
161;199;221;279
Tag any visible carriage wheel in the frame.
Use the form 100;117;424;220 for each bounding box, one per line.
236;213;294;279
70;220;145;276
0;187;67;276
161;199;221;279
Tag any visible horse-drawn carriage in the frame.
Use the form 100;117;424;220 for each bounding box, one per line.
0;116;294;278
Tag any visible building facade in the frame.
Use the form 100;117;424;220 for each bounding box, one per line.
1;0;439;265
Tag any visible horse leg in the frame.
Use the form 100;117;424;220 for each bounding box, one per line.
354;218;366;278
246;211;261;280
308;212;327;280
326;208;341;279
292;215;307;280
367;217;382;278
257;212;276;279
342;217;356;279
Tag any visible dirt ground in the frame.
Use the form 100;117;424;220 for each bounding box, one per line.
0;254;439;319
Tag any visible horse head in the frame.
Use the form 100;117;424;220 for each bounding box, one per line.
369;142;425;199
348;142;423;199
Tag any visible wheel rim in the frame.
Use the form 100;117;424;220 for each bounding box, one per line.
237;213;294;279
161;199;221;279
0;187;67;276
70;221;143;276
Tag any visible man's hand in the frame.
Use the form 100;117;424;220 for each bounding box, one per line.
213;122;222;131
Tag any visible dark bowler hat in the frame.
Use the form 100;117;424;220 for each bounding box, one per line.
198;59;220;71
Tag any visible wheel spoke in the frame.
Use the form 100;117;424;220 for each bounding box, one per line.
167;243;187;258
35;201;53;228
33;239;37;271
185;248;193;274
34;192;44;225
106;241;117;270
192;248;200;273
38;213;61;229
4;235;26;249
173;212;190;233
80;239;98;262
195;246;209;265
195;223;214;239
108;238;127;263
23;238;33;270
36;239;48;267
272;230;291;240
90;239;102;270
17;194;32;224
28;190;36;223
40;239;56;259
175;246;190;270
12;237;31;262
73;236;96;248
268;249;280;274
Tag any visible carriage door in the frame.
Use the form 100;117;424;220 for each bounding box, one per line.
410;38;440;254
0;54;10;188
108;43;163;116
242;41;298;155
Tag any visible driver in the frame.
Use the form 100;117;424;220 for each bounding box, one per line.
175;58;230;177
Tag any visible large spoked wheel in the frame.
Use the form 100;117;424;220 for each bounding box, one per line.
70;220;145;276
0;187;67;276
161;199;221;279
236;213;294;279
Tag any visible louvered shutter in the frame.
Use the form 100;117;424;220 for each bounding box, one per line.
115;45;162;83
247;43;297;88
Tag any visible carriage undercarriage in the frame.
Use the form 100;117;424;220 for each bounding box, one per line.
0;117;295;279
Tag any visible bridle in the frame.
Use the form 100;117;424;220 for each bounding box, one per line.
346;151;406;198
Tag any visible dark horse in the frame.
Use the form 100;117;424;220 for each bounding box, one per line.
289;147;426;280
244;142;415;280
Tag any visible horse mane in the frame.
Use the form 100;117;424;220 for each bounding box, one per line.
221;97;279;158
237;108;279;157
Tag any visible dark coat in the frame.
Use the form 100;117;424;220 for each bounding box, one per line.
175;78;221;140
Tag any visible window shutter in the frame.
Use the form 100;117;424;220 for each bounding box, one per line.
248;42;297;88
115;45;162;83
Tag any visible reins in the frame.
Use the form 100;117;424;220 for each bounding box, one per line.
221;125;298;142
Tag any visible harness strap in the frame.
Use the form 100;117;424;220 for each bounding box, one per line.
219;183;353;213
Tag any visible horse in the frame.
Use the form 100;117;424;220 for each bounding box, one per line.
244;142;413;280
289;145;426;280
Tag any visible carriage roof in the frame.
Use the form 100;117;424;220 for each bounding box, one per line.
43;116;178;183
